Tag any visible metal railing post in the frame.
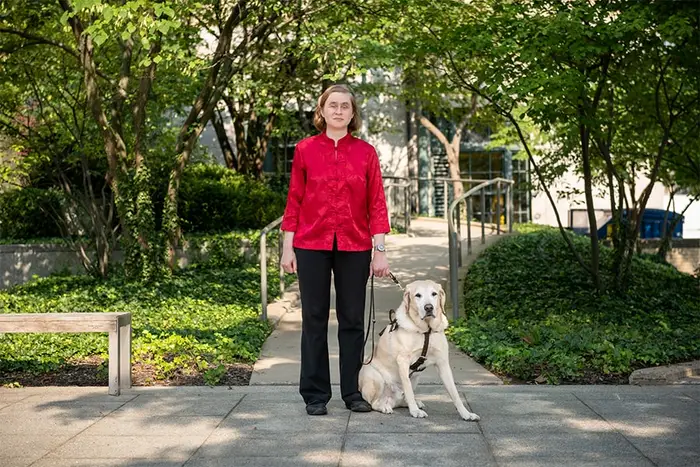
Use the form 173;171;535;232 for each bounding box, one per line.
428;174;433;216
260;216;284;321
456;202;462;267
448;221;460;322
278;232;285;294
496;181;501;235
404;184;411;232
447;178;514;324
260;233;268;321
481;188;486;244
443;180;448;220
467;197;472;255
508;184;514;233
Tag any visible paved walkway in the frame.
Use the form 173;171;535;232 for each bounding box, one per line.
2;218;698;466
250;217;503;386
1;385;698;466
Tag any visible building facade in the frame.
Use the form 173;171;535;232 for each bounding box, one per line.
199;91;699;239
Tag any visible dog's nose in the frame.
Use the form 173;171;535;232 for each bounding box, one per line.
424;304;434;315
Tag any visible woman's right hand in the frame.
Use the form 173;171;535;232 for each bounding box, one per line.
281;248;297;274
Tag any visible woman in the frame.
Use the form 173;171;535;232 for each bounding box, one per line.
280;84;391;416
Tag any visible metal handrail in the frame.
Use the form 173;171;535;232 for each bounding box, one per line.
260;215;284;321
383;176;494;220
447;178;515;321
384;180;412;233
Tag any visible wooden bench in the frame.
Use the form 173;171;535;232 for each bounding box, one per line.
0;312;132;396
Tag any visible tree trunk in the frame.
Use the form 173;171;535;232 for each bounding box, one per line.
212;108;237;170
418;115;464;208
617;126;672;291
657;194;698;262
580;123;602;292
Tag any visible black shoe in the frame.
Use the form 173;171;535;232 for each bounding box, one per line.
306;402;327;416
346;399;372;412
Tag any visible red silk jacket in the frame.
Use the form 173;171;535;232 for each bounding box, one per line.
280;132;390;251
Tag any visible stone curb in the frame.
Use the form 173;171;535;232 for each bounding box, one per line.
264;281;301;329
629;360;700;385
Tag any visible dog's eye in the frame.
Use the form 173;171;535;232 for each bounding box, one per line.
432;292;438;296
415;293;422;298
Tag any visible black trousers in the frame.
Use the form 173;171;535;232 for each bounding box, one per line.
295;239;371;405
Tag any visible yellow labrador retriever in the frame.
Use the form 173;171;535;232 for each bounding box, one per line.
359;279;480;421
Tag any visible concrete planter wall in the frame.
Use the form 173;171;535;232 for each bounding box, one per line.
638;238;700;275
0;237;280;289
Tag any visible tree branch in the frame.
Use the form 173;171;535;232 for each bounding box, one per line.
0;26;112;83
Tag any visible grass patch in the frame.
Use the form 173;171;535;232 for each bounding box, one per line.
448;229;700;384
0;232;292;387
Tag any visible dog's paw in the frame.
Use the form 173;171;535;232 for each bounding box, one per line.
380;405;394;414
416;400;425;409
410;408;428;418
459;409;480;422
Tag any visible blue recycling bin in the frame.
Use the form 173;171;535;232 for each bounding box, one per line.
597;209;683;239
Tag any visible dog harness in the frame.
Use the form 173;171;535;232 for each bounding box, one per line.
379;309;432;376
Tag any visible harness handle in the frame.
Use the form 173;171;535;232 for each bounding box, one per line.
362;274;377;365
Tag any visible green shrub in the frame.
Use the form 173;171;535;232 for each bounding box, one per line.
0;188;63;240
0;263;281;385
449;230;700;384
178;164;286;233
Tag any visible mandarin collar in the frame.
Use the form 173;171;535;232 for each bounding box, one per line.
319;131;354;146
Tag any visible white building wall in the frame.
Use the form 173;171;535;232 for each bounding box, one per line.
357;71;408;178
530;164;698;238
665;193;700;239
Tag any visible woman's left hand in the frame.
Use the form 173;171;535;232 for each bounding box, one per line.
371;252;390;278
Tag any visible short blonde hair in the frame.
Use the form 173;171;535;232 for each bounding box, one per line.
313;84;362;132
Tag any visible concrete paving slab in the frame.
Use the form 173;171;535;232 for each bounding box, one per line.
631;442;700;467
578;397;700;466
465;390;580;402
46;435;206;461
191;432;343;464
0;413;104;435
220;400;350;433
0;398;124;417
485;432;655;467
346;400;481;433
81;414;222;436
14;388;138;403
110;394;244;417
571;385;700;400
478;414;614;435
186;458;338;467
0;392;31;403
496;457;655;467
340;433;496;467
467;398;596;416
0;459;36;467
0;385;698;466
0;434;72;462
32;460;185;467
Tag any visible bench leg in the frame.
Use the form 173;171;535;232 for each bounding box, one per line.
119;321;132;389
108;330;120;396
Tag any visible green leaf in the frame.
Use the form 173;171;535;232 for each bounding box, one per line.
93;31;108;47
157;22;170;35
103;5;113;21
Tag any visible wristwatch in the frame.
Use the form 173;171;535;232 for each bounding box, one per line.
375;244;386;252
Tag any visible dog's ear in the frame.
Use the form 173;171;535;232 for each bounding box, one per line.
438;285;446;314
401;287;411;312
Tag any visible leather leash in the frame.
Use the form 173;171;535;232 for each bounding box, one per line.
362;272;404;365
